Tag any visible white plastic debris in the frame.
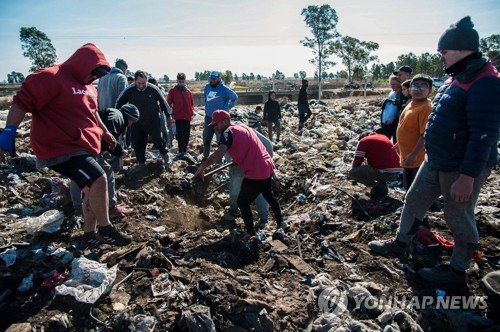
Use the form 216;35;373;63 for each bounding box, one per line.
55;257;117;304
21;210;64;235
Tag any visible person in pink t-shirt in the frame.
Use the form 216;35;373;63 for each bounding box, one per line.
194;110;285;238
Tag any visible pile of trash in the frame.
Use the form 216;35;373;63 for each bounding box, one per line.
1;96;499;331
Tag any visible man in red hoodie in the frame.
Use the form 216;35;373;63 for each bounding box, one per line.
167;72;194;161
0;43;132;247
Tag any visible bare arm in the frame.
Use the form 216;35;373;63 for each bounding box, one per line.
7;103;28;127
194;144;228;178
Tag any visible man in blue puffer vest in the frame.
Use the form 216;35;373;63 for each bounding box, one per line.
368;16;500;284
202;71;238;159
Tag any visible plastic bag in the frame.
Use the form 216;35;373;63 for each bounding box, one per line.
55;257;117;303
21;210;64;235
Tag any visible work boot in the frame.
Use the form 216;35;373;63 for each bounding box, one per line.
370;183;388;199
417;264;467;284
96;225;132;246
368;237;407;256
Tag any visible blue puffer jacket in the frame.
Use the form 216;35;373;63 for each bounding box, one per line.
424;59;500;177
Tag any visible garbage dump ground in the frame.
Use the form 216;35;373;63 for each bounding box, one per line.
0;93;499;331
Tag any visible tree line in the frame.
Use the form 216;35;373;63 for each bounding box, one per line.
8;17;500;85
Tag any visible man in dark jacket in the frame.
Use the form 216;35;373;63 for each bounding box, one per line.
297;79;312;134
70;104;139;219
116;70;172;168
368;16;500;284
263;91;282;142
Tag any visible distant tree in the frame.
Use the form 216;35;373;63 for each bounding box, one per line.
370;64;383;81
256;74;261;80
332;35;378;82
294;73;299;79
163;75;170;82
223;70;233;84
7;71;25;83
480;34;500;68
300;4;339;99
299;71;307;79
242;73;248;80
233;74;239;81
19;27;57;72
274;70;285;80
336;70;348;79
321;71;328;79
328;73;335;79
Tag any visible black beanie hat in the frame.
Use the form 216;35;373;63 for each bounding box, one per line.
438;16;479;51
120;104;140;123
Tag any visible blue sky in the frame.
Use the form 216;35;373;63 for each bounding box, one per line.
0;0;499;81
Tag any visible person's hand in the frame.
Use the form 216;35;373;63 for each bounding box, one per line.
102;131;116;150
120;150;129;158
193;167;205;180
450;174;474;203
0;125;17;156
403;152;417;167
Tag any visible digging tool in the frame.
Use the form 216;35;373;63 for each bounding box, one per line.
190;161;233;184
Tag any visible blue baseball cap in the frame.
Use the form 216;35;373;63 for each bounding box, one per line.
209;71;220;79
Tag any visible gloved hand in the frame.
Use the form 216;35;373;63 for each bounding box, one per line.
0;125;17;156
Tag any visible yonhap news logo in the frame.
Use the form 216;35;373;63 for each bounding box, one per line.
351;294;488;311
318;286;349;316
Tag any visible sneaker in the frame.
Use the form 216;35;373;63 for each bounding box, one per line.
222;211;240;221
173;152;185;161
257;219;269;229
278;221;289;231
109;205;133;219
417;265;467;284
368;238;407;256
81;232;103;248
96;226;132;246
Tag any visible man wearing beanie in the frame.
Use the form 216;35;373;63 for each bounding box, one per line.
70;104;140;222
369;16;500;284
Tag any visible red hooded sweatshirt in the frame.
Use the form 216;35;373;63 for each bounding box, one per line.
13;43;111;159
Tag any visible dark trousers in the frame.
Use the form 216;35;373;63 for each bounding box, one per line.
175;119;191;153
237;176;283;235
403;167;419;191
299;110;312;124
131;119;168;164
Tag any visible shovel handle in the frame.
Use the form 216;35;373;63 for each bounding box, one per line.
204;161;234;177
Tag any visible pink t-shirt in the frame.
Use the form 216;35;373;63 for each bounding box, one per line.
219;124;274;179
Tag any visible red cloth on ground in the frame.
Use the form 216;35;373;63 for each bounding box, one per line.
416;228;482;262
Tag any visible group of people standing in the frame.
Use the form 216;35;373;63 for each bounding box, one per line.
351;16;500;285
0;16;498;288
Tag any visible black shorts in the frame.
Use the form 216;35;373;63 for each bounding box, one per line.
49;154;104;190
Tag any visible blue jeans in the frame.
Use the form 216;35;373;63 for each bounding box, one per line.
202;115;220;157
229;166;269;221
70;154;116;210
396;160;492;271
